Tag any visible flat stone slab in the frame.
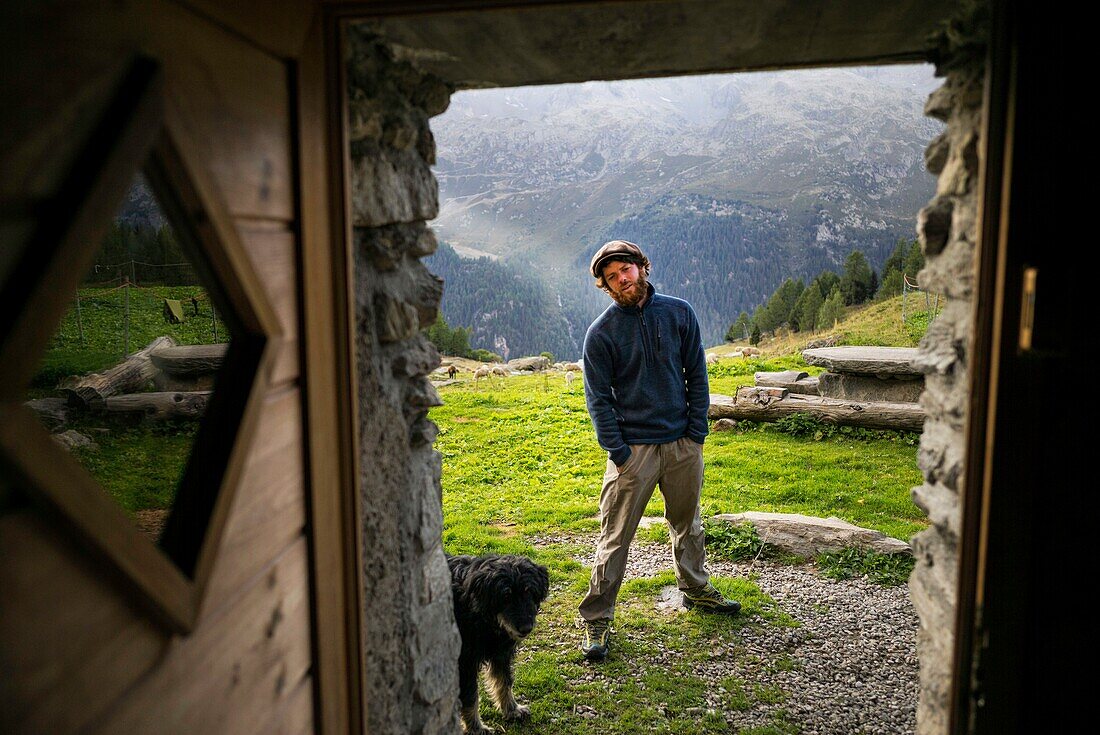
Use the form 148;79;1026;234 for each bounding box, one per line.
801;347;922;377
711;511;911;557
817;372;924;403
655;585;686;613
754;371;820;396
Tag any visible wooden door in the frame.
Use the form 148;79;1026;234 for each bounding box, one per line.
0;3;357;734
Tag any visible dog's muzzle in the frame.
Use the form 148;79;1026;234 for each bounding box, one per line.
497;614;532;641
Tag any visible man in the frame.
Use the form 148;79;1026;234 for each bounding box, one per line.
579;240;739;662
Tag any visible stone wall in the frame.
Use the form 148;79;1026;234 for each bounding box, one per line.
909;5;988;733
345;8;989;732
345;27;461;735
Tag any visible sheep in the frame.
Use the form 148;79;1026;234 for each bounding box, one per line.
563;361;582;372
447;364;459;380
705;354;718;365
491;365;509;378
565;371;577;389
474;365;492;387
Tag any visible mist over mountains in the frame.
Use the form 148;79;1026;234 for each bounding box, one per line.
427;65;943;358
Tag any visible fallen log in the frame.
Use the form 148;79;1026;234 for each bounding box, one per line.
100;391;211;421
709;388;925;432
149;343;228;377
754;370;820;395
63;336;176;407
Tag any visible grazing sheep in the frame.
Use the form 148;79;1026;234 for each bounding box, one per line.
563;362;582;372
474;365;492;387
447;364;459;379
565;371;577;389
491;365;509;378
705;354;718;365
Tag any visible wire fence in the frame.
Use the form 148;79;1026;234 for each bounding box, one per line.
901;274;944;324
62;276;224;358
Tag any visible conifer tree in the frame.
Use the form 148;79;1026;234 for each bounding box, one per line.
750;323;762;346
817;286;845;330
840;250;874;305
726;311;751;342
904;240;925;279
796;282;824;334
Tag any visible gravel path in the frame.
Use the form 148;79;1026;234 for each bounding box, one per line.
537;534;919;735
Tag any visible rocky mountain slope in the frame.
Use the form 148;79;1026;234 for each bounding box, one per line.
427;65;942;353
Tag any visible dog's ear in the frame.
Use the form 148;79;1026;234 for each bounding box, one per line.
533;563;550;602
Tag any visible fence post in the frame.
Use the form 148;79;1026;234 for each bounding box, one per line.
75;290;85;347
123;276;131;357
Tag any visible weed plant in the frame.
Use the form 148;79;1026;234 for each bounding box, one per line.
816;548;916;587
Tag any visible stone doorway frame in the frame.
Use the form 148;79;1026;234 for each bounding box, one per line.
313;1;1064;732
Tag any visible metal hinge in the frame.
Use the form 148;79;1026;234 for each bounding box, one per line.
1018;267;1037;351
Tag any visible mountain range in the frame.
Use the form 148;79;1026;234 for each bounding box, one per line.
427;65;943;357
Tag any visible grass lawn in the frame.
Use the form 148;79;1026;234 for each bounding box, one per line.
432;370;925;734
27;285;226;518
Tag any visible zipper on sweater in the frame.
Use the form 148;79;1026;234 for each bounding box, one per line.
639;312;653;365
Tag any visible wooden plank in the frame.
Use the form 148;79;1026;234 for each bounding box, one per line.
0;404;195;631
177;0;315;59
709;389;926;431
0;509;168;735
138;1;294;220
237;226;300;386
201;388;306;614
296;10;363;735
259;674;315;735
92;538;313;735
0;1;293;221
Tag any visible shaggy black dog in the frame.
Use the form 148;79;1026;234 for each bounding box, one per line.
448;554;550;734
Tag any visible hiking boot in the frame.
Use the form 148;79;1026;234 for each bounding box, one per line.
682;583;741;615
581;619;611;661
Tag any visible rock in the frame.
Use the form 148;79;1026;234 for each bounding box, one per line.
710;512;911;557
506;356;551;371
655;585;685;613
802;347;922;377
712;418;738;432
52;430;97;452
804;336;838;350
817;372;924;403
25;397;71;431
349;142;438;226
917;196;953;256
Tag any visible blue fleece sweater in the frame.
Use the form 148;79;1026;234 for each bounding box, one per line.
582;285;710;466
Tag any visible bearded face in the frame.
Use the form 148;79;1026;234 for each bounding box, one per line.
602;260;650;308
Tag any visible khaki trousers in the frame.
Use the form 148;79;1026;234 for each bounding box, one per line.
579;437;710;622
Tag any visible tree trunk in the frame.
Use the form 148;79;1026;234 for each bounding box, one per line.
149;343;228;377
709;388;925;431
100;391;211;421
63;336;176;407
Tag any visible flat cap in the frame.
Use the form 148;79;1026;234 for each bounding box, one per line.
590;240;645;278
